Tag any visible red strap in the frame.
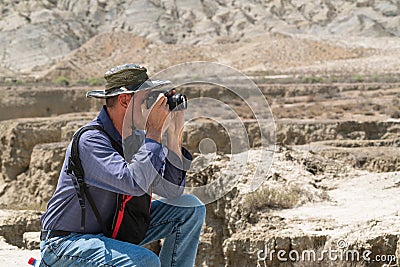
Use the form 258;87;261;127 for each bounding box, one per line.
111;195;133;239
149;188;152;213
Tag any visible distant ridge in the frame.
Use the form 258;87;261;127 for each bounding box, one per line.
0;0;399;79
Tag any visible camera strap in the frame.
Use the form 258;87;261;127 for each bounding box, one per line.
66;125;123;234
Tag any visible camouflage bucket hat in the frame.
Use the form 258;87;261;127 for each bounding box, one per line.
86;63;171;99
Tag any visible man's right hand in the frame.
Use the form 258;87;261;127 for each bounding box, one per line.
145;94;170;143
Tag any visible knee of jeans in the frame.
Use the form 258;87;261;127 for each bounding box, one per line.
194;203;206;223
179;194;205;208
183;194;206;222
142;250;161;267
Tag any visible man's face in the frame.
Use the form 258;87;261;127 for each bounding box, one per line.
129;90;152;131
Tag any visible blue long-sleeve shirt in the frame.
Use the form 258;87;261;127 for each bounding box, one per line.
40;106;191;233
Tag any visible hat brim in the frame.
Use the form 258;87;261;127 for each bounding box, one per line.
86;79;171;99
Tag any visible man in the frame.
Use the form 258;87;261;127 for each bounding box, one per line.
40;64;206;267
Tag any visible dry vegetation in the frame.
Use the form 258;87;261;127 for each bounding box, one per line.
244;184;306;210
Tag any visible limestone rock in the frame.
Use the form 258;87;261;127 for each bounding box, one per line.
0;113;94;182
0;210;41;248
23;232;40;250
0;142;69;210
0;86;101;121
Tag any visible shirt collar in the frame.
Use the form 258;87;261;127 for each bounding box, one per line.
96;105;122;145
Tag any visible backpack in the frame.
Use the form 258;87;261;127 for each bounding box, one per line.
66;125;151;244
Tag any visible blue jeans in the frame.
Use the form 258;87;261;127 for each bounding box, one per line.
39;194;206;267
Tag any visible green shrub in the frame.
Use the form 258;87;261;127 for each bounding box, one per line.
75;80;87;85
352;75;364;82
329;76;338;83
87;77;104;86
372;75;380;82
54;76;70;86
303;76;323;83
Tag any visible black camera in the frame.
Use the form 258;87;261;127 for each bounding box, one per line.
146;91;187;111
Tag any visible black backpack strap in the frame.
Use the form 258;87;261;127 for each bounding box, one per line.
66;125;123;234
83;183;110;235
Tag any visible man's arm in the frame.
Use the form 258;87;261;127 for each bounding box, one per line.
79;131;166;195
152;109;192;199
152;147;192;199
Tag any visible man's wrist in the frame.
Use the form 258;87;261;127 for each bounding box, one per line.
146;131;162;143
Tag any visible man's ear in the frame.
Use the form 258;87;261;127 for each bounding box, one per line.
119;94;131;109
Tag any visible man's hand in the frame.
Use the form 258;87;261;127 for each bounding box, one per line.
145;94;170;143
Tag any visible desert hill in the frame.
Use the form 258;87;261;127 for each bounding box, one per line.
1;0;400;80
41;31;371;81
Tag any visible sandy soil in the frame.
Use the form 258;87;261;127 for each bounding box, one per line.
276;171;400;227
0;238;40;266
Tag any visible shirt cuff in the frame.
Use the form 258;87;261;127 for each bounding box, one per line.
159;147;191;186
181;147;192;171
166;147;192;171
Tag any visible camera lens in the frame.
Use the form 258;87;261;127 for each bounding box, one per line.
166;94;187;111
145;91;187;111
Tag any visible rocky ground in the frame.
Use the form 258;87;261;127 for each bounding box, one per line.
194;149;400;267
